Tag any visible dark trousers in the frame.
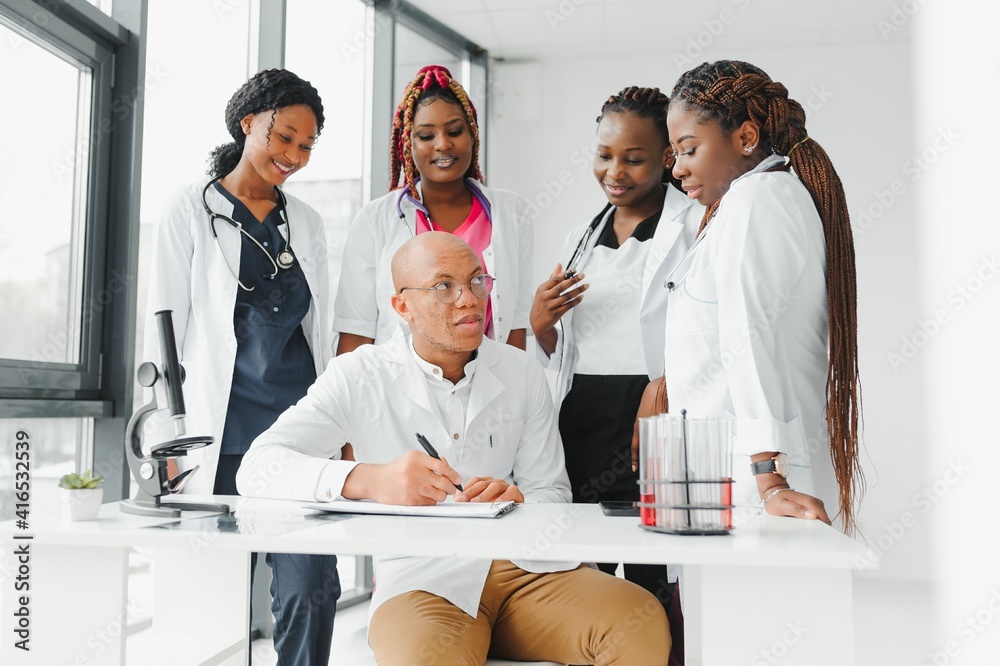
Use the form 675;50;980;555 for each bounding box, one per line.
216;455;340;666
561;374;684;665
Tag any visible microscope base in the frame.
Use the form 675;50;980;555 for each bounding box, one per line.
120;498;230;518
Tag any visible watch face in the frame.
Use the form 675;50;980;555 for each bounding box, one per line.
774;453;790;477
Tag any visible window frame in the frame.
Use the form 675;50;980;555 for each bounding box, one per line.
0;0;128;409
0;0;147;503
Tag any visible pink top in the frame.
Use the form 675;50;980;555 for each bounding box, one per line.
416;196;494;338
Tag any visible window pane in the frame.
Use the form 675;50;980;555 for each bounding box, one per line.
283;0;368;319
284;0;370;600
0;418;92;522
85;0;114;16
134;0;251;411
394;22;462;101
0;21;91;365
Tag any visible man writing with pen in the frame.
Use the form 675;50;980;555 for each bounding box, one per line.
237;232;669;665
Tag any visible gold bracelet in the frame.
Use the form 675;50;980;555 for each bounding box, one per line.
761;486;794;508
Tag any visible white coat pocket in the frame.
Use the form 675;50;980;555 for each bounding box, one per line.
674;265;719;332
467;417;523;479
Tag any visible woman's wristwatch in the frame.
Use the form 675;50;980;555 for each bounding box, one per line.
750;452;790;479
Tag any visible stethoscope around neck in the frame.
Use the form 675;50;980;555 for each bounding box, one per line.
394;179;494;236
202;176;295;291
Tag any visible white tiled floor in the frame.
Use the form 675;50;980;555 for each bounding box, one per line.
247;577;933;665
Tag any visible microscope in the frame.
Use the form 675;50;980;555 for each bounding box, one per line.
120;310;229;517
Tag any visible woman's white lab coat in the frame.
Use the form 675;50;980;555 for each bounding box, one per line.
143;182;332;496
333;180;534;346
536;185;704;406
659;155;836;510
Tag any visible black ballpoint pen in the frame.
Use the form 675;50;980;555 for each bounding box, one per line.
415;432;464;491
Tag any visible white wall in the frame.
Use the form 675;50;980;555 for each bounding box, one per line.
487;41;931;581
915;3;1000;662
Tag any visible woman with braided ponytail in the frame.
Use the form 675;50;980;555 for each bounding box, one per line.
531;86;702;663
633;60;864;533
147;69;340;663
335;65;534;353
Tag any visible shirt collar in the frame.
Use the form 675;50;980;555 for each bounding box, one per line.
408;336;479;386
735;154;788;184
395;178;493;221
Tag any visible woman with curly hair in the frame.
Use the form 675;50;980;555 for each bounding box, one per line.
145;68;339;664
334;64;533;354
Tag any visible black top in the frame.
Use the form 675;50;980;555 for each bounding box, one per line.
594;208;662;250
215;182;316;456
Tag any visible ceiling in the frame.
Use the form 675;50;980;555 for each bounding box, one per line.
407;0;911;60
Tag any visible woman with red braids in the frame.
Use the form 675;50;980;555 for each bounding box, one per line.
633;60;864;532
335;65;533;353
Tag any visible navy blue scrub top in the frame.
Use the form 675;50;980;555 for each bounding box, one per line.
215;182;317;456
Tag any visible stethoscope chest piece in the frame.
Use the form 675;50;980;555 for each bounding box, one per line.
276;249;295;270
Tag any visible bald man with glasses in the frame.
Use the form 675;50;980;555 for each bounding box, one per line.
238;232;669;665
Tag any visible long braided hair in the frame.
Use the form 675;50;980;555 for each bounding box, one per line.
208;68;325;178
597;86;681;191
389;65;483;200
671;60;864;533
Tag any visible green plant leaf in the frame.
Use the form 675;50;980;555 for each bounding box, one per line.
59;470;103;489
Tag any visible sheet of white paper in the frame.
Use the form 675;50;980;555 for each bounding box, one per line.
302;499;517;519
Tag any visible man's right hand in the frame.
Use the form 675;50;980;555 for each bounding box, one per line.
530;263;588;357
340;450;464;505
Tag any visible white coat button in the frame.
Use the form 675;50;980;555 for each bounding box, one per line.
433;368;440;375
453;433;459;440
666;281;675;290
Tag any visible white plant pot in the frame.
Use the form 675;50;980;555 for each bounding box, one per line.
59;487;104;521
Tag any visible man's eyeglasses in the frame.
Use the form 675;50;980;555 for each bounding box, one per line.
399;274;495;304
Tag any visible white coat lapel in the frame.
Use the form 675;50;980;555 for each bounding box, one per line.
283;196;317;285
465;343;505;432
205;188;243;282
390;353;443;426
640;187;695;304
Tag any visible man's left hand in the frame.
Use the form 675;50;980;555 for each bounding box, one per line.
455;477;524;503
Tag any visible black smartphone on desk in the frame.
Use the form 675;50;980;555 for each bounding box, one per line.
599;500;640;517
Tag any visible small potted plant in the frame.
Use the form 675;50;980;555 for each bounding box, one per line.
58;469;104;521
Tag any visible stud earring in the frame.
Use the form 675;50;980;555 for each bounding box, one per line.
744;145;755;153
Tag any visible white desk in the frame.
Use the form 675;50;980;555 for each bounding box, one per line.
0;497;866;665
